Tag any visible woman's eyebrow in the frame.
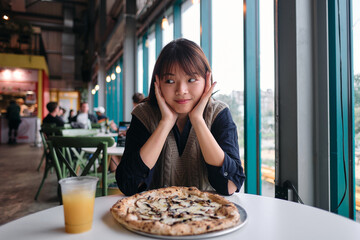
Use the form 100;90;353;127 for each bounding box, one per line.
162;73;175;76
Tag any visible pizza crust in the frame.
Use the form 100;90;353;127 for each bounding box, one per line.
110;186;240;236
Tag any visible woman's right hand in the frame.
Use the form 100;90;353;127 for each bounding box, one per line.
155;76;178;126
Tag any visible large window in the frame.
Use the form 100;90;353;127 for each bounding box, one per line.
181;0;200;45
148;29;156;89
163;14;174;46
259;0;275;197
212;0;244;190
352;0;360;222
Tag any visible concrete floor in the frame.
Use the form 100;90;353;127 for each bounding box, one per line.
0;143;59;226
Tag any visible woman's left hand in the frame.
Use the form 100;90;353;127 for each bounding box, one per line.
189;72;216;123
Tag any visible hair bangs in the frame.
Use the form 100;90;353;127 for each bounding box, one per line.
158;47;206;79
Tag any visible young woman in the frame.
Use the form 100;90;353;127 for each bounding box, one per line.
116;38;245;196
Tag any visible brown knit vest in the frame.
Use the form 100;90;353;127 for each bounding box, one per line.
132;99;227;191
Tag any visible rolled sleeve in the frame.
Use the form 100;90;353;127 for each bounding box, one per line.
207;108;246;195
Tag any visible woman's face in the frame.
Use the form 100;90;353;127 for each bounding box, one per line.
159;64;205;116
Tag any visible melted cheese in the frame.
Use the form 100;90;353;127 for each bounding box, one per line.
133;195;226;225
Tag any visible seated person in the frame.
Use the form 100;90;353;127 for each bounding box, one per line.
70;102;97;129
110;92;145;132
94;106;107;123
43;102;65;127
116;39;245;196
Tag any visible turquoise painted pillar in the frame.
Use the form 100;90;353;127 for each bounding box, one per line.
155;19;162;57
142;33;149;95
173;0;181;39
94;91;98;108
243;0;261;195
119;58;124;122
200;0;211;66
328;0;355;219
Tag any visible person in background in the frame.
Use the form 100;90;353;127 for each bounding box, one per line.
116;38;245;196
132;92;145;108
58;106;66;122
70;102;97;128
110;92;145;132
42;102;65;127
94;106;107;123
68;109;76;123
6;100;21;144
16;98;29;116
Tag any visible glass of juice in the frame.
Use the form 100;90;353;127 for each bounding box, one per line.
59;176;98;234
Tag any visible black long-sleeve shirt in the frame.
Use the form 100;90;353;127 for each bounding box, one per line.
116;108;245;196
43;114;65;127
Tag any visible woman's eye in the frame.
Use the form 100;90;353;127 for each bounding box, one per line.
165;79;174;84
188;78;196;83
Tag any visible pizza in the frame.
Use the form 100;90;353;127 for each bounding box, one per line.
110;186;240;236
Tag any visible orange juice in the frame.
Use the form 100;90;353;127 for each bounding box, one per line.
62;190;95;234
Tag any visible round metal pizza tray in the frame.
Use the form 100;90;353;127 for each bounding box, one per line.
124;203;247;239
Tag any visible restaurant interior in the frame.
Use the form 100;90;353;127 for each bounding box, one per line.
1;0;360;238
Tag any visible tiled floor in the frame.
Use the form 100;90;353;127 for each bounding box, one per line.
0;143;59;225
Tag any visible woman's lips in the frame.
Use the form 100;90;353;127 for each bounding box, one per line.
175;99;190;104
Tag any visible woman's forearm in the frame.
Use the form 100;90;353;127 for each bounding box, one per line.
191;118;225;167
140;120;174;169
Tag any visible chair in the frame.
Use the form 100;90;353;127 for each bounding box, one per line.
35;125;66;200
91;123;102;129
47;136;115;198
34;129;53;200
60;129;100;170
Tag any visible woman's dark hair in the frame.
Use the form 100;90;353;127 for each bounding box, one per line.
146;38;212;106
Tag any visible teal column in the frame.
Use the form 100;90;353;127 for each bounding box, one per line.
111;66;116;122
142;34;149;95
119;58;124;121
328;0;355;219
173;0;181;39
94;91;98;108
106;69;111;118
244;0;261;195
200;0;211;66
155;19;162;57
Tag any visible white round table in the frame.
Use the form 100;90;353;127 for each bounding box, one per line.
1;193;360;239
95;132;119;137
82;146;124;156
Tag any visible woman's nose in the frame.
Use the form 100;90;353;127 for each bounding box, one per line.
175;82;188;95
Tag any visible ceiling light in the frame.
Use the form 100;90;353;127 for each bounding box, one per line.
95;84;99;90
116;65;121;73
111;73;116;80
161;16;169;30
91;89;96;95
106;75;111;82
3;15;9;21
